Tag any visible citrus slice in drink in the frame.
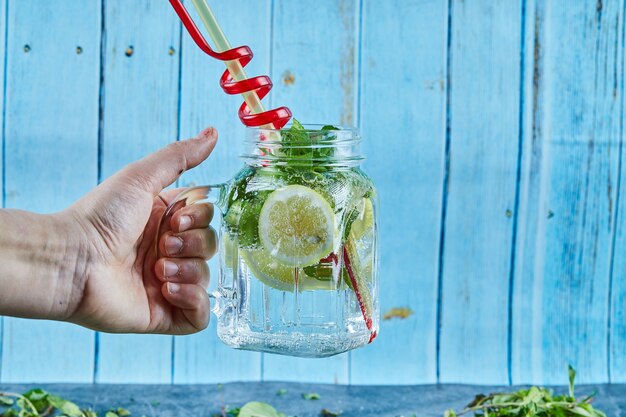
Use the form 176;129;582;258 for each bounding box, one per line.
241;248;333;292
349;198;374;241
258;185;335;267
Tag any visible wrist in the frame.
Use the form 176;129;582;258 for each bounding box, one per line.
0;209;87;320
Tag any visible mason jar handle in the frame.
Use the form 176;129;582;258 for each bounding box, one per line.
156;184;227;252
155;184;228;314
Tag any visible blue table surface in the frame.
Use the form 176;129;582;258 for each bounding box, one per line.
1;382;625;416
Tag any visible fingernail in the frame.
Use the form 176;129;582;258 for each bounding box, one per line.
179;215;192;232
167;282;181;294
165;236;183;255
163;260;179;277
199;127;217;141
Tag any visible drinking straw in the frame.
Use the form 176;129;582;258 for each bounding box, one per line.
170;0;291;130
189;0;268;122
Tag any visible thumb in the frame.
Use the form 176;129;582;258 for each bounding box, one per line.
123;127;218;195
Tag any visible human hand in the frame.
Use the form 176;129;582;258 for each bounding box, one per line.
64;127;218;334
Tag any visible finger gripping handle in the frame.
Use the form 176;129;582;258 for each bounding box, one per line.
155;185;226;259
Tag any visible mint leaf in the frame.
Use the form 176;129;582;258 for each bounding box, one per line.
343;206;359;241
47;395;83;417
22;388;49;413
278;119;341;172
225;406;241;416
302;393;320;400
303;263;333;280
238;401;283;417
444;366;607;417
0;396;13;406
291;119;305;131
569;364;577;397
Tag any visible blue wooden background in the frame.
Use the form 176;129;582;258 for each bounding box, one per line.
0;0;625;385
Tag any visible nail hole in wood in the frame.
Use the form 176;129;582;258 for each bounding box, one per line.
23;45;30;53
76;46;83;55
168;47;175;56
125;46;134;57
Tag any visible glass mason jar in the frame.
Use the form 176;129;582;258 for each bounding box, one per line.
160;124;379;357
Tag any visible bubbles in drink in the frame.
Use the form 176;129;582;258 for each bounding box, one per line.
215;123;378;357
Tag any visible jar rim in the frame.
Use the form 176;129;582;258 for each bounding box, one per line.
242;123;364;167
245;123;361;145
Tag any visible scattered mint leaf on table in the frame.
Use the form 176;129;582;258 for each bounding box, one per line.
445;366;607;417
116;407;131;416
224;402;286;417
302;392;321;400
47;394;83;416
0;388;132;417
275;389;288;396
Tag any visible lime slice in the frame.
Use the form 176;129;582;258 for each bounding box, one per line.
258;185;335;267
349;198;374;241
241;248;333;291
221;230;237;270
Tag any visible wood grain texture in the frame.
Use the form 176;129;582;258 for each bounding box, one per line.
260;0;359;384
438;0;522;384
95;0;181;384
349;0;446;384
1;0;626;386
0;0;6;382
173;0;270;383
612;137;626;385
612;19;626;383
1;0;101;382
512;0;622;385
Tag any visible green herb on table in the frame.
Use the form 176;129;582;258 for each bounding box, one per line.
444;366;606;417
320;408;341;416
0;388;131;417
302;392;321;400
275;389;288;396
224;401;285;417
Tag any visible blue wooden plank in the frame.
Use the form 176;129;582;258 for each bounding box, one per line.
95;0;181;384
0;0;6;382
439;0;522;384
512;0;621;385
612;146;626;386
173;0;270;383
611;208;626;382
350;0;446;384
1;0;101;382
260;0;359;384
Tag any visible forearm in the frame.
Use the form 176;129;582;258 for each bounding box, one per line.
0;209;83;320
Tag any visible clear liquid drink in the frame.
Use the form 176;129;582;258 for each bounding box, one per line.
162;123;378;357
